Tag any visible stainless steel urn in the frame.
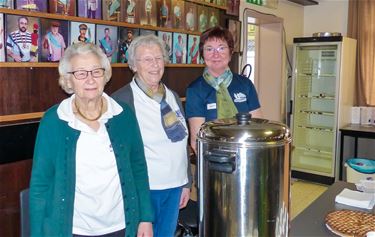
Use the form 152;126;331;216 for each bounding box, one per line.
197;113;291;237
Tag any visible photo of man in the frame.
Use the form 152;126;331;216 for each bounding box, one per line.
0;0;14;9
209;9;219;28
172;0;184;29
185;3;197;31
97;25;118;63
157;0;170;27
77;0;101;19
158;31;172;61
15;0;48;12
49;0;76;16
124;0;137;24
118;27;139;63
172;32;186;64
198;6;208;32
41;19;68;62
140;0;156;26
103;0;121;21
187;34;199;64
0;13;4;62
6;15;40;62
70;21;95;44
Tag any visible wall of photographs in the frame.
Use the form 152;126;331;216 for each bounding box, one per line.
0;0;227;64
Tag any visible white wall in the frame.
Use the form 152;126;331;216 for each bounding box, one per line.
304;0;349;37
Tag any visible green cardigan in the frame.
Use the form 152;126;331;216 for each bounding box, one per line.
29;102;154;237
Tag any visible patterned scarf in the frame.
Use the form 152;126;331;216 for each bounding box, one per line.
135;77;187;142
203;67;238;119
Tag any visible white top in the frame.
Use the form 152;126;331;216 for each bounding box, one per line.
57;93;126;235
131;80;188;190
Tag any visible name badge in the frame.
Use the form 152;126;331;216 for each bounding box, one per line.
207;103;216;110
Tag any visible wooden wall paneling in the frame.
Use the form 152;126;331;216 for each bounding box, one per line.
0;159;32;237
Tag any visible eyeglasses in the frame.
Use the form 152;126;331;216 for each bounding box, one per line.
68;68;105;80
203;46;229;54
136;56;164;65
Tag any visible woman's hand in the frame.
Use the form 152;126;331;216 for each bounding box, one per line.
137;222;153;237
179;188;191;208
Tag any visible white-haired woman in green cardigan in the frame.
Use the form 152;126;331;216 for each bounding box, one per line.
29;42;153;237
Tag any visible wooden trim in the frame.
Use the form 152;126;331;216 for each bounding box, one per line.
0;8;201;35
0;112;44;123
186;0;228;10
0;62;205;68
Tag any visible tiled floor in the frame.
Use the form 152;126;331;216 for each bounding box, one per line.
290;179;328;219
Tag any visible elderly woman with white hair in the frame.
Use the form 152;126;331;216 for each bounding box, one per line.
29;42;153;237
112;34;192;237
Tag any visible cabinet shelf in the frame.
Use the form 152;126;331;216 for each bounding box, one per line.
299;109;334;116
0;8;201;35
297;124;333;132
298;94;335;100
294;145;332;155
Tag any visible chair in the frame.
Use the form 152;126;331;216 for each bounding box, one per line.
175;199;199;237
20;189;30;237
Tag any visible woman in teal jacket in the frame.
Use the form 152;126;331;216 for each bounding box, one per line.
29;43;153;237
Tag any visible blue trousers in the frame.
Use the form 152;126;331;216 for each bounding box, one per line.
150;187;182;237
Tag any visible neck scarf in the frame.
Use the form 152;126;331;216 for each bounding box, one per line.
135;77;187;143
203;67;238;119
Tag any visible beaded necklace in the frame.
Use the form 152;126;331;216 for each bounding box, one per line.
74;97;103;121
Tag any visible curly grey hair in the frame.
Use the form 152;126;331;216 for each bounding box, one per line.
127;34;169;72
58;43;112;94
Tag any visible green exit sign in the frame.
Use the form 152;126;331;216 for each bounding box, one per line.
247;0;263;5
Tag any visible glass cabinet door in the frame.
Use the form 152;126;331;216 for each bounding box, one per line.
292;44;339;176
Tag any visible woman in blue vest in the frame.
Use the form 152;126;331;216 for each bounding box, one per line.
185;26;263;153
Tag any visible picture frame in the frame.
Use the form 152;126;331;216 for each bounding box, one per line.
227;19;241;53
77;0;102;19
226;0;239;17
15;0;47;12
70;21;95;45
49;0;76;16
103;0;121;21
184;2;197;32
157;31;172;62
187;34;199;64
171;0;185;29
0;0;13;9
139;0;157;26
118;27;139;63
96;24;118;63
172;32;186;64
0;13;4;62
5;14;40;62
122;0;139;24
40;18;68;62
197;5;208;33
157;0;171;28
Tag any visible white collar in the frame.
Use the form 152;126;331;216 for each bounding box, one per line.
57;93;123;131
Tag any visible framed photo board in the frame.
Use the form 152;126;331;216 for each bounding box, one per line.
227;19;241;53
0;0;13;9
49;0;76;16
103;0;121;21
118;27;139;63
187;34;199;64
